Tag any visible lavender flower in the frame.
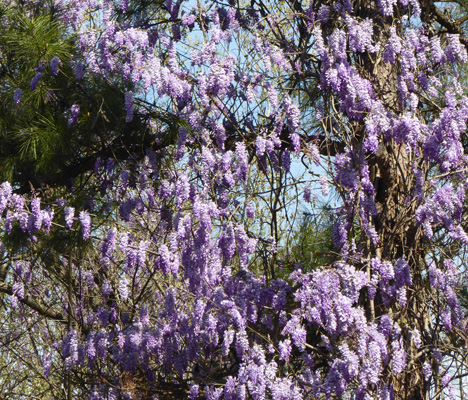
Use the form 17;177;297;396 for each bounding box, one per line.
79;210;91;240
320;176;329;196
303;183;312;203
30;198;43;232
50;57;62;76
189;384;199;399
391;341;406;374
75;62;85;80
441;308;452;332
441;373;451;387
235;142;249;183
13;89;22;104
423;361;431;380
282;150;291;173
182;13;196;28
68;104;80;126
100;228;117;259
101;280;112;301
317;5;329;23
42;352;51;377
411;329;422;348
119;276;129;301
30;72;42;91
42;208;54;234
430;36;446;64
378;0;397;16
64;207;74;229
278;339;292;362
246;202;255;219
433;348;442;362
328;29;347;61
383;27;402;64
13;282;24;300
256;135;266;156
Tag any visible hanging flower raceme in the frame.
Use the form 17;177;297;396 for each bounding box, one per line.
2;0;468;398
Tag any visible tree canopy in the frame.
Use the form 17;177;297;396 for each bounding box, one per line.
1;0;468;399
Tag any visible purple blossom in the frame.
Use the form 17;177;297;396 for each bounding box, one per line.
445;34;467;63
0;182;12;213
101;279;112;299
246;202;255;219
441;373;451;387
409;0;421;15
222;329;235;357
224;376;237;400
42;352;51;377
31;198;42;231
30;72;42;91
13;89;22;104
303;183;312;203
79;210;91;240
1;2;467;398
333;216;350;250
278;339;292;362
50;56;62;75
137;240;149;266
320;176;329;196
308;143;320;165
317;5;329;23
256;135;266;156
291;325;306;351
205;386;223;400
283;95;301;134
265;82;278;110
68;104;80;126
189;384;199;399
75;62;85;80
391;341;406;374
328;29;347;62
347;17;379;53
42;208;54;234
85;333;96;361
64;207;74;229
96;331;109;359
235;331;249;361
282;150;291;173
101;228;117;259
119;276;129;300
182;13;196;28
235;142;249;183
62;329;79;369
441;308;452;332
411;329;422;348
433;348;442;362
423;361;431;379
383;27;402;64
13;282;24;300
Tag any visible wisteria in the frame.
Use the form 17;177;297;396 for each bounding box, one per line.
1;0;468;398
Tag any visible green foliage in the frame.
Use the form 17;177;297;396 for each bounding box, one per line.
280;206;338;275
0;3;164;193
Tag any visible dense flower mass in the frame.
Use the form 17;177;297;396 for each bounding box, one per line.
1;0;468;398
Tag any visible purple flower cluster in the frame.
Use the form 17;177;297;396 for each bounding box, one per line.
79;210;91;240
13;89;22;104
50;56;62;76
2;0;468;398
